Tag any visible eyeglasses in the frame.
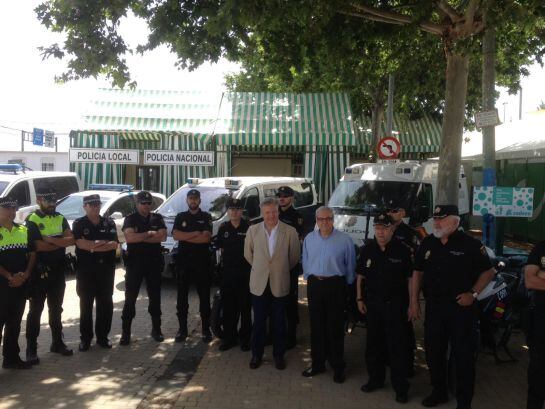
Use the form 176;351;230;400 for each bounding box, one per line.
316;217;333;222
139;201;152;206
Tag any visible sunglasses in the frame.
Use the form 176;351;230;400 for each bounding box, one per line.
139;201;153;205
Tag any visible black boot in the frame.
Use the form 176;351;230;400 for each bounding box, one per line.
202;319;212;343
25;340;40;365
175;318;188;343
151;317;164;342
120;320;131;346
50;333;73;356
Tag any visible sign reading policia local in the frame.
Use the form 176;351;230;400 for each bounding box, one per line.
70;148;139;164
143;150;214;166
472;186;534;217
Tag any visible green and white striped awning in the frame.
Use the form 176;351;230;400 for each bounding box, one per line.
213;92;356;146
355;114;442;153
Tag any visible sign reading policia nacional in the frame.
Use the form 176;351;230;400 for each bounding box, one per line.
143;150;214;166
70;148;139;164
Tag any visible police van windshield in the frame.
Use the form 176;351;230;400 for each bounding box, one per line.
158;187;231;221
328;180;422;211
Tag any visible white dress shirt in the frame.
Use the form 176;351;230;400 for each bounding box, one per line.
264;223;279;257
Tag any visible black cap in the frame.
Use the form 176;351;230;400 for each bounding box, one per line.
373;211;394;227
36;189;57;202
0;197;18;208
226;198;243;209
432;205;459;218
276;186;294;197
385;198;406;211
83;194;101;205
136;191;153;203
187;189;200;198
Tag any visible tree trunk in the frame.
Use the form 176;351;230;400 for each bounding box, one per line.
436;50;469;205
369;85;385;162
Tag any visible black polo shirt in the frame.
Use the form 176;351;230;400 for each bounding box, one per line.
122;211;166;259
279;205;305;237
414;230;492;303
215;219;250;271
173;209;212;259
358;238;412;303
73;215;118;266
526;241;545;307
26;210;70;264
393;221;420;254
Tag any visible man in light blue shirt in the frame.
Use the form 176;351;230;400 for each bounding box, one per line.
301;206;356;384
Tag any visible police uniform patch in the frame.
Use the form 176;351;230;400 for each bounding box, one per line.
366;259;371;268
425;250;431;260
83;228;90;235
182;221;187;227
224;232;229;238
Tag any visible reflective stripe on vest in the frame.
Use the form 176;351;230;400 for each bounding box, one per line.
0;224;28;252
27;213;64;237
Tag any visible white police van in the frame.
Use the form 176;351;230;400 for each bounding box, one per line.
328;160;470;247
156;177;319;276
0;164;82;223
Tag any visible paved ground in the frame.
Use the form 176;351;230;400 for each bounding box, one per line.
0;271;528;409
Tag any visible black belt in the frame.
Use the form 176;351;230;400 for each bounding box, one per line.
310;274;342;281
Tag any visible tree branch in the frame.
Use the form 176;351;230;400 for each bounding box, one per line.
339;9;406;26
349;2;444;35
435;0;463;23
464;0;480;31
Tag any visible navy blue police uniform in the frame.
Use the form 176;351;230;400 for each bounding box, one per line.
25;191;73;361
358;212;412;399
414;205;492;409
120;191;166;344
525;242;545;409
72;194;118;350
215;198;251;351
0;197;34;369
277;185;304;348
173;189;213;342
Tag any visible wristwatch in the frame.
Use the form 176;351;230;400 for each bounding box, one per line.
471;288;479;299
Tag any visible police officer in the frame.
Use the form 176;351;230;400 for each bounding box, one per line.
73;194;119;351
215;198;251;351
120;191;167;345
386;199;420;377
26;190;75;364
277;185;304;349
524;241;545;409
357;212;412;403
0;198;36;369
409;205;495;409
172;189;213;343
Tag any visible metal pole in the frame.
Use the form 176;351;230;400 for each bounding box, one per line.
55;137;58;153
386;74;395;137
21;131;24;152
481;22;499;253
519;87;523;120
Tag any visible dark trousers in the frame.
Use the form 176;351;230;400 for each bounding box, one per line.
366;299;409;393
425;302;478;409
26;266;66;346
0;287;26;363
286;268;300;344
176;256;211;329
307;275;346;372
76;264;115;342
528;305;545;409
252;284;287;360
121;260;162;325
407;321;416;371
221;268;251;344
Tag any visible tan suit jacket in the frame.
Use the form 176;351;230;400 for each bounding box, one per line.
244;221;301;297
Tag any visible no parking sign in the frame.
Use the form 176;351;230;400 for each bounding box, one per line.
377;137;401;159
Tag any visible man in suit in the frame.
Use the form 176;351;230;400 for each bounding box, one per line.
244;196;300;370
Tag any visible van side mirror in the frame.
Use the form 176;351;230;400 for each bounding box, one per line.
111;212;123;220
412;205;429;224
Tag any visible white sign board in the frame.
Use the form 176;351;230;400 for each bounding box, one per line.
475;109;500;128
44;130;55;148
69;148;139;164
143;150;214;166
472;186;534;217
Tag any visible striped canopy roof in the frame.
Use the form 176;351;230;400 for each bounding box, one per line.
355;114;442;153
213;92;356;146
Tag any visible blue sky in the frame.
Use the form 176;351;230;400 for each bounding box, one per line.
1;1;544;152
